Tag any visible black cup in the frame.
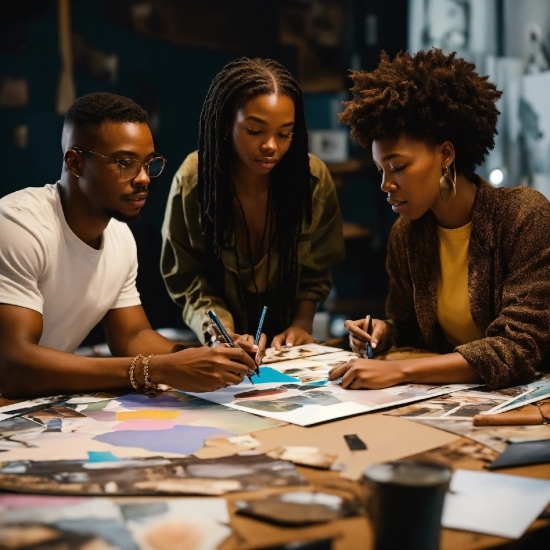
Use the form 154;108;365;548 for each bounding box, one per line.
362;460;451;550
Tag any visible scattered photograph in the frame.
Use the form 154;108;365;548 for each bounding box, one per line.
0;494;231;550
262;343;341;364
0;454;308;496
408;417;550;453
0;496;135;550
486;373;550;414
120;498;230;550
386;389;512;419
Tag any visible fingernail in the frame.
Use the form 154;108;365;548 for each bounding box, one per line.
286;342;293;347
372;341;377;348
253;344;258;350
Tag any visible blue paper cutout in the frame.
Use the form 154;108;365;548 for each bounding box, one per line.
87;451;121;462
251;367;300;384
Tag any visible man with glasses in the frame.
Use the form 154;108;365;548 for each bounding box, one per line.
0;92;260;399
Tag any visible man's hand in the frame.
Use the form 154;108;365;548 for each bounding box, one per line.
345;318;389;356
153;345;257;392
206;325;266;365
328;357;405;389
271;326;315;350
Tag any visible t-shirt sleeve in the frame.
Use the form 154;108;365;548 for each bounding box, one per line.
0;207;45;314
109;226;141;309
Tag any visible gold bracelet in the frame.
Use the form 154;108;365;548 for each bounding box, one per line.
129;354;145;391
142;354;158;394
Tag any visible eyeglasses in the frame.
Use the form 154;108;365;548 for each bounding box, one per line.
72;147;167;180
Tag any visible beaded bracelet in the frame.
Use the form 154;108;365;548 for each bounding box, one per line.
142;354;158;394
129;354;145;391
129;354;158;394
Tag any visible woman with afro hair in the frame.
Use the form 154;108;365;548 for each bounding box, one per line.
329;48;550;391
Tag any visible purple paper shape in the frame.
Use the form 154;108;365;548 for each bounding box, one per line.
93;425;230;455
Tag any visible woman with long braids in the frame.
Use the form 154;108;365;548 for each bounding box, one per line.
161;58;345;348
329;48;550;390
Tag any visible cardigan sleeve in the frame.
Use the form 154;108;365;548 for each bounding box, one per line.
455;188;550;389
160;153;234;343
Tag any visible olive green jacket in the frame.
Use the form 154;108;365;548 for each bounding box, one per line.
161;151;345;343
386;179;550;390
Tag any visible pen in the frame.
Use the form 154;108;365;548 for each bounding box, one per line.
364;314;373;359
254;306;268;346
207;309;254;384
253;306;268;377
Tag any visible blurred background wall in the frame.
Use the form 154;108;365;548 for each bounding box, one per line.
1;0;549;344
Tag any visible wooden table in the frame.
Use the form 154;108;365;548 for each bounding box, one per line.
1;397;549;550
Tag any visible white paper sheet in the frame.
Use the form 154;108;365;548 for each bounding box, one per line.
188;355;476;427
442;469;550;539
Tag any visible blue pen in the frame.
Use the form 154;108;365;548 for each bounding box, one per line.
253;306;268;377
364;314;373;359
207;309;255;384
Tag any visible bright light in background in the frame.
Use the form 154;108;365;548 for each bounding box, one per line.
489;168;504;186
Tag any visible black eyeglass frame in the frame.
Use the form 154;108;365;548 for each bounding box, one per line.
72;146;167;180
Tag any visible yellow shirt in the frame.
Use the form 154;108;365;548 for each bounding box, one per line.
436;222;483;347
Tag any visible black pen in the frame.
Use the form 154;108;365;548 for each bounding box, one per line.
207;309;254;384
253;306;268;376
364;314;373;359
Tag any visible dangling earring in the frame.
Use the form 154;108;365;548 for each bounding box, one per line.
439;163;456;202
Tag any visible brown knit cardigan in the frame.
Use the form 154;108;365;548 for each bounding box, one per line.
386;179;550;390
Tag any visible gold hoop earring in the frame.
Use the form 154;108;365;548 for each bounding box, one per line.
439;163;456;202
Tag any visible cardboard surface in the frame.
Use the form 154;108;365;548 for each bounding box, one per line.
252;411;459;480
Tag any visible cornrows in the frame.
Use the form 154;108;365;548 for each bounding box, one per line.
197;57;312;328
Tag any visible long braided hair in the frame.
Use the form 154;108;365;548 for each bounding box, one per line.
198;57;312;330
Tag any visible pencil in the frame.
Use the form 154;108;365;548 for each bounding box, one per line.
252;306;268;376
207;309;255;384
364;314;373;359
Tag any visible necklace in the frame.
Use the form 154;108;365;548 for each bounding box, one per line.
232;183;273;311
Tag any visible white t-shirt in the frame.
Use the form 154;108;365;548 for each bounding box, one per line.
0;183;141;352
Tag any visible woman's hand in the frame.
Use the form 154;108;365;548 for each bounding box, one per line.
271;326;315;350
207;324;266;365
345;318;389;356
328;357;405;389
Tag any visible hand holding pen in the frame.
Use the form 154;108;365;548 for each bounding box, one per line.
207;310;255;384
364;315;373;359
207;309;267;380
343;316;390;358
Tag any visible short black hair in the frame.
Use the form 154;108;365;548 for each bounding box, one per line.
339;49;503;180
64;92;148;131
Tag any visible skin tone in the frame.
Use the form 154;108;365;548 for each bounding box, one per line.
229;93;316;350
328;134;484;389
0;120;264;399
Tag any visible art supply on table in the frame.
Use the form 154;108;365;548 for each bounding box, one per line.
488;439;550;469
474;400;550;426
364;314;373;359
207;309;254;383
362;460;451;550
254;306;268;346
253;305;268;376
343;434;367;451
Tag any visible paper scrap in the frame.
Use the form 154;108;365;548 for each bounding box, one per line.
442;469;550;539
266;446;338;469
